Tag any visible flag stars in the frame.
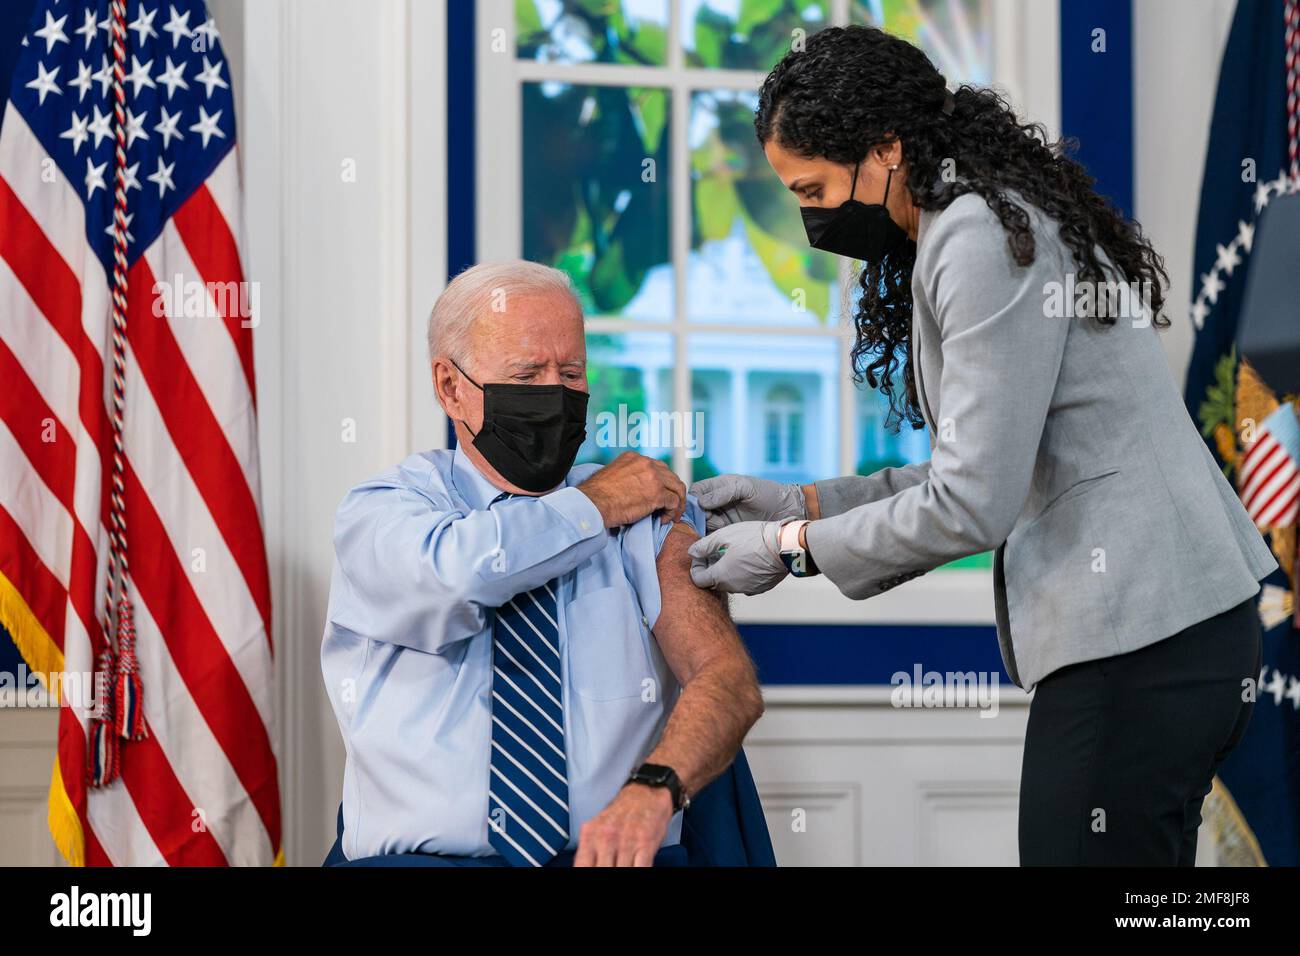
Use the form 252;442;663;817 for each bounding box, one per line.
84;156;107;199
1236;219;1254;254
1199;270;1225;305
75;7;98;50
105;212;135;244
125;107;150;149
147;156;176;197
195;16;220;48
1189;298;1209;330
1252;181;1271;213
195;56;228;98
69;58;93;101
60;110;90;155
155;57;188;99
189;105;225;148
25;61;62;105
122;161;142;194
1213;242;1241;277
126;55;156;97
91;54;113;98
34;10;70;54
88;105;113;149
162;5;193;48
155;105;184;148
128;5;159;45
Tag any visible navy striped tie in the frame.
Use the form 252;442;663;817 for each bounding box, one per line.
487;493;569;866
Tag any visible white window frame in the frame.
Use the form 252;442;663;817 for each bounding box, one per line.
475;0;1059;625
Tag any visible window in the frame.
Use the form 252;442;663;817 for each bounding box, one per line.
480;0;1054;599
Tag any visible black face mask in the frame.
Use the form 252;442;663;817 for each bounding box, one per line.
451;359;589;493
800;163;909;264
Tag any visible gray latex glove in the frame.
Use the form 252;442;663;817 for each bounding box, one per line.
689;474;807;534
688;521;789;595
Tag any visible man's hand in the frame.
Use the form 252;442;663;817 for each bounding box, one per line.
688;520;789;594
574;783;674;867
689;474;807;533
578;451;686;528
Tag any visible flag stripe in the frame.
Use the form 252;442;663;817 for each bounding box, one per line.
127;587;274;863
0;442;187;864
1241;445;1288;508
0;504;67;652
0;336;106;655
123;337;274;731
144;222;261;500
0;175;89;363
122;459;282;850
170;183;256;403
124;257;273;643
1255;476;1299;526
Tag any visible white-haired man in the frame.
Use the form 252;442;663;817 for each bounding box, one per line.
321;260;764;867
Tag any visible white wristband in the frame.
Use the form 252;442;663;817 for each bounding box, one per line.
778;518;810;553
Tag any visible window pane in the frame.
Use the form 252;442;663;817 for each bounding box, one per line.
522;83;672;320
689;333;838;484
682;0;831;71
688;89;840;325
853;377;930;474
579;331;676;466
517;0;670;66
850;0;994;84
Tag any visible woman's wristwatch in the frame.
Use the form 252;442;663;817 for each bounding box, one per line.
777;518;820;577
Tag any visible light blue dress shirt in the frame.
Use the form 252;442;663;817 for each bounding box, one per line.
321;445;704;860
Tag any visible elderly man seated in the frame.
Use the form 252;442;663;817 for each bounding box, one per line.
321;260;765;867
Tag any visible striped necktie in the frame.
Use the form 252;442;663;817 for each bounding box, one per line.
487;493;570;866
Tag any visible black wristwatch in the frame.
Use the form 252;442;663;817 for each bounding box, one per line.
626;763;689;812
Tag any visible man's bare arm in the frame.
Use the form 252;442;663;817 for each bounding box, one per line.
641;521;764;794
575;521;763;866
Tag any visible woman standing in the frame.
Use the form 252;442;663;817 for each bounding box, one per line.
688;26;1276;865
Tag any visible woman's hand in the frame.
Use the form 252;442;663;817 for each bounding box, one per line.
689;474;809;532
688;520;789;595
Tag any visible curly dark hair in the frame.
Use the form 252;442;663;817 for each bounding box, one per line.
755;25;1170;430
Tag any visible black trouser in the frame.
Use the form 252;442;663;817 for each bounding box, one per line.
1018;597;1261;866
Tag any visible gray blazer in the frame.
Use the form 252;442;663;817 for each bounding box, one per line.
806;191;1276;690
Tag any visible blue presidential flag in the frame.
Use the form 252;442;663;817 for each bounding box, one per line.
1186;0;1300;866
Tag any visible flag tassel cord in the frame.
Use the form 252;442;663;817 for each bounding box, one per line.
87;0;147;791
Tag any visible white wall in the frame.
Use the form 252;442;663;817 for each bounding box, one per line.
229;0;447;865
1134;0;1237;386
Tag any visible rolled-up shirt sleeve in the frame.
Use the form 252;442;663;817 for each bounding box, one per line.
326;477;607;654
614;495;706;632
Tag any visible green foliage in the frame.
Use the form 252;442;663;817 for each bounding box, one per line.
581;343;649;465
691;91;838;322
516;0;668;66
689;455;721;482
522;83;671;316
1197;347;1237;439
855;456;907;476
686;0;831;71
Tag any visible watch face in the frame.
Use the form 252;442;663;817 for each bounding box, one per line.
780;550;810;576
640;764;672;785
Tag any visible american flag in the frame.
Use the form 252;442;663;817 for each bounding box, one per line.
1239;404;1300;530
0;0;280;865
